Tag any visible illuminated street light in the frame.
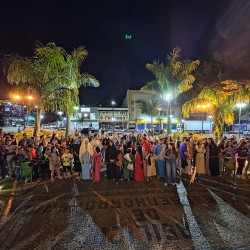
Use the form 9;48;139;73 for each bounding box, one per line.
165;93;172;134
208;115;212;132
14;95;21;100
111;100;116;133
196;103;211;133
11;94;34;128
157;106;162;130
236;103;246;139
165;93;172;100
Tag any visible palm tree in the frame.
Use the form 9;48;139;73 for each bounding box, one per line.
40;45;99;138
2;43;99;137
141;46;200;134
2;44;65;135
182;80;250;137
135;99;159;135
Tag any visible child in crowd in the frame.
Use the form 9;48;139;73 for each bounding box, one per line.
61;147;73;179
11;147;30;182
48;146;62;182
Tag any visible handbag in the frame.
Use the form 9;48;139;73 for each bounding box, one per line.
127;163;134;171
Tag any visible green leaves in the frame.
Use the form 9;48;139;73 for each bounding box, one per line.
135;99;159;118
142;47;200;100
2;42;100;135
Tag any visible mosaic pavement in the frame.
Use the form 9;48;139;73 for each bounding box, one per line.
0;174;249;250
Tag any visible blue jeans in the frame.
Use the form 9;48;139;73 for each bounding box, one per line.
165;158;176;184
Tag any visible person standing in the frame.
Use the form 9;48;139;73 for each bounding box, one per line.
61;147;73;179
92;146;102;183
134;145;144;182
123;148;135;180
179;138;190;176
218;139;226;173
145;151;156;181
79;138;93;180
154;138;166;178
5;139;17;178
141;136;151;177
242;140;250;177
206;138;220;176
115;144;123;185
90;133;102;152
72;136;83;179
105;141;117;180
236;140;248;178
164;142;178;186
101;133;110;164
0;140;8;179
187;139;195;175
195;140;206;174
48;146;62;182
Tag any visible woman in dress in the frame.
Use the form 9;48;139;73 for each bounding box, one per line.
79;138;93;180
145;151;156;181
92;146;102;183
105;141;117;180
141;136;151;177
123;148;135;180
134;145;144;182
195;140;205;174
115;144;123;185
206;138;220;176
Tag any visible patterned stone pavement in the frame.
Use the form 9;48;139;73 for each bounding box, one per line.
0;173;250;250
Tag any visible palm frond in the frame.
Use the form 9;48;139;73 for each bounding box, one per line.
78;73;100;88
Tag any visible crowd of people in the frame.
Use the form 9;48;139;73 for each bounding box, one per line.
0;127;249;186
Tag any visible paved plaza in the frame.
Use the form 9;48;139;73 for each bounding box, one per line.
0;173;250;250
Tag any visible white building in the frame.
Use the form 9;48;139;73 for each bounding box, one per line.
121;89;182;130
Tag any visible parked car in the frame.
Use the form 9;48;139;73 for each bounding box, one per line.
26;124;34;128
113;129;123;135
243;130;250;136
122;129;141;137
80;128;99;138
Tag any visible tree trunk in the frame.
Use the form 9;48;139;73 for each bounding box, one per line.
214;122;223;141
34;108;41;136
167;103;171;135
150;116;153;136
66;110;71;140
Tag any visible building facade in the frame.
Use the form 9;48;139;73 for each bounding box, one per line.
70;106;129;131
121;89;182;131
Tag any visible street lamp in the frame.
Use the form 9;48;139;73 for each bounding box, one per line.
197;103;211;133
165;93;172;134
157;106;162;131
111;100;116;133
11;94;34;129
208;115;212;132
58;111;63;128
236;103;246;139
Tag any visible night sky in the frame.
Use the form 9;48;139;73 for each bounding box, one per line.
0;0;250;106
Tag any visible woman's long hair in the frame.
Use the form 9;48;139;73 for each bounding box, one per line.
136;145;143;161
